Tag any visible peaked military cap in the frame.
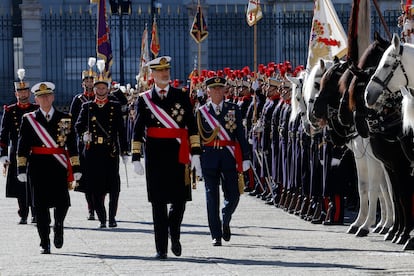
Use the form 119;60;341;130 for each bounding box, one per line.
205;77;226;88
31;82;55;96
146;56;171;70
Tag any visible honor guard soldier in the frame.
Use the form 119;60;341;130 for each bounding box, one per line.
131;56;201;259
69;57;97;221
75;60;129;229
196;76;251;246
16;82;81;254
0;69;38;224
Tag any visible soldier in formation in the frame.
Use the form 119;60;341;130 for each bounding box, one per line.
0;69;39;224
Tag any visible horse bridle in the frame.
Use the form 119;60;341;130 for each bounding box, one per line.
370;45;409;97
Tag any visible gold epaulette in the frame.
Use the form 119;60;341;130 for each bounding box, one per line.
189;135;201;148
17;156;27;167
70;156;80;166
131;141;142;154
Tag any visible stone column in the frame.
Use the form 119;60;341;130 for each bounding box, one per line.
20;0;42;84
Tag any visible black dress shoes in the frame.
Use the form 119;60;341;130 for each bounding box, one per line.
53;225;64;249
171;240;182;256
31;216;37;224
222;225;231;242
40;245;51;254
19;217;28;224
155;252;168;259
87;212;95;221
108;220;117;228
99;222;106;228
211;238;222;246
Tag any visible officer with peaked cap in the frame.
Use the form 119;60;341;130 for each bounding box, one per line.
16;81;81;254
196;76;251;246
131;56;201;259
0;69;39;224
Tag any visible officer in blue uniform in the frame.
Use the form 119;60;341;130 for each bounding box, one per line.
0;70;38;224
196;76;251;246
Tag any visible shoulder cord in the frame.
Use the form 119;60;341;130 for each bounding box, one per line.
196;110;220;144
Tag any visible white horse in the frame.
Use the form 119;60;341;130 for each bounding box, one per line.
346;135;394;236
365;34;414;110
364;33;414;250
303;59;334;131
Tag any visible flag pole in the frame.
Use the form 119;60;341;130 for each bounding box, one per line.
197;0;201;73
254;24;257;72
372;0;392;40
198;41;201;74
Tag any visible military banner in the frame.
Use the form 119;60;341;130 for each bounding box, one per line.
347;0;370;61
139;25;150;81
306;0;347;70
150;18;160;58
96;0;113;78
190;5;209;43
246;0;263;27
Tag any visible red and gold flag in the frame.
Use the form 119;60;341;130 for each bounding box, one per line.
150;18;160;58
306;0;347;70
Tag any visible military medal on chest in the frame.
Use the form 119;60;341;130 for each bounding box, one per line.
57;118;71;147
171;102;184;123
224;109;236;133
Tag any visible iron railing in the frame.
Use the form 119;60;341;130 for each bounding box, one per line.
0;7;402;111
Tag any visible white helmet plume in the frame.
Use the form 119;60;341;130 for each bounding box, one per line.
17;69;25;81
96;59;105;74
88;57;96;68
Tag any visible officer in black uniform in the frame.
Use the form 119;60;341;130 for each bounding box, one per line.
0;69;38;224
69;61;97;221
75;62;129;229
196;76;251;246
16;81;81;254
131;56;201;259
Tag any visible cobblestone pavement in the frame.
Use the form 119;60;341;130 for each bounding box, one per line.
1;162;413;275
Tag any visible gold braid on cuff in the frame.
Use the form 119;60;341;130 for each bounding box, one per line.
70;156;80;166
131;141;142;154
17;156;27;167
189;135;201;148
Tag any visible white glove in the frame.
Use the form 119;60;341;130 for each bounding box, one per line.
191;154;202;177
121;155;129;165
331;158;341;167
320;159;324;166
17;173;27;182
73;172;82;181
251;80;259;91
0;156;9;164
83;132;91;143
133;161;144;175
242;160;252;171
197;89;204;98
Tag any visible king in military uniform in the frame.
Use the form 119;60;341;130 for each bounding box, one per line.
131;56;201;259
